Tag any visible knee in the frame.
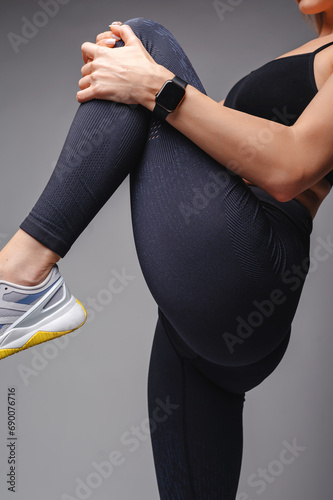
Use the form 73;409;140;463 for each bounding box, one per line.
123;17;166;32
122;17;175;52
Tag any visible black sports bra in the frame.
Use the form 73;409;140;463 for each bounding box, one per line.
223;40;333;186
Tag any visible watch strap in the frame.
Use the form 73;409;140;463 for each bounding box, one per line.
172;75;188;90
153;102;170;121
153;76;188;120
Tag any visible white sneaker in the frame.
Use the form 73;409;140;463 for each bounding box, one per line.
0;265;86;360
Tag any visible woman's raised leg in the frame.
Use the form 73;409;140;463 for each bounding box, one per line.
2;19;310;367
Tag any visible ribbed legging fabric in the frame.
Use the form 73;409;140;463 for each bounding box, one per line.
20;18;313;499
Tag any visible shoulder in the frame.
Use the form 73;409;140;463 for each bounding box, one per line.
276;36;333;60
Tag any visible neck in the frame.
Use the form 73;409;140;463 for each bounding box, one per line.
319;11;333;37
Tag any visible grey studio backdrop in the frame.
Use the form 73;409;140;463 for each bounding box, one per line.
1;0;333;499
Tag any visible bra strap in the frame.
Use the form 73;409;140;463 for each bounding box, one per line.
312;40;333;55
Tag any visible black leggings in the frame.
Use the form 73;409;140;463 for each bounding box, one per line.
20;18;313;499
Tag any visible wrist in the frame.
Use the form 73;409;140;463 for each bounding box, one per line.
142;65;175;112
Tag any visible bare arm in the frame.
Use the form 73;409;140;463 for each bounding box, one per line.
78;25;333;202
165;86;296;201
163;81;333;202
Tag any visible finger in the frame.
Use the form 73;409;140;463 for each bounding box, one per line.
77;86;97;104
96;32;121;47
78;75;91;91
96;38;117;47
110;24;141;46
96;31;112;42
96;22;122;42
80;61;93;77
81;41;99;64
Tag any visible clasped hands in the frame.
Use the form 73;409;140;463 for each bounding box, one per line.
77;22;173;110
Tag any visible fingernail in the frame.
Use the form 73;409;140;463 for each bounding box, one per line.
104;38;116;46
109;21;122;26
110;33;121;41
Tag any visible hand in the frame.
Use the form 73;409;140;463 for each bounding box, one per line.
77;23;174;108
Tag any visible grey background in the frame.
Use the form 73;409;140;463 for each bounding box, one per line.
1;0;333;498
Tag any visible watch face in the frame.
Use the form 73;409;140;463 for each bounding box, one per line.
156;81;186;112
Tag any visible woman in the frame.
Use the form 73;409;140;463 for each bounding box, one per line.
0;0;332;497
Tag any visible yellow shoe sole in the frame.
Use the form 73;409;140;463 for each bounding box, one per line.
0;300;87;361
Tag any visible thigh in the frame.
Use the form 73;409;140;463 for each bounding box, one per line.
130;115;311;366
126;18;311;366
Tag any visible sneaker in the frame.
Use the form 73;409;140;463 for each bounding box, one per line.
0;265;87;360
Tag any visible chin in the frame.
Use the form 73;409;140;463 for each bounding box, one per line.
297;0;330;14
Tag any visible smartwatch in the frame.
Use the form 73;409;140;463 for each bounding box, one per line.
153;75;188;120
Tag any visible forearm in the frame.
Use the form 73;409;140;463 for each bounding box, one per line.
144;68;300;202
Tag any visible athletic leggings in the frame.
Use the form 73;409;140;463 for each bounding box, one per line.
20;18;313;499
